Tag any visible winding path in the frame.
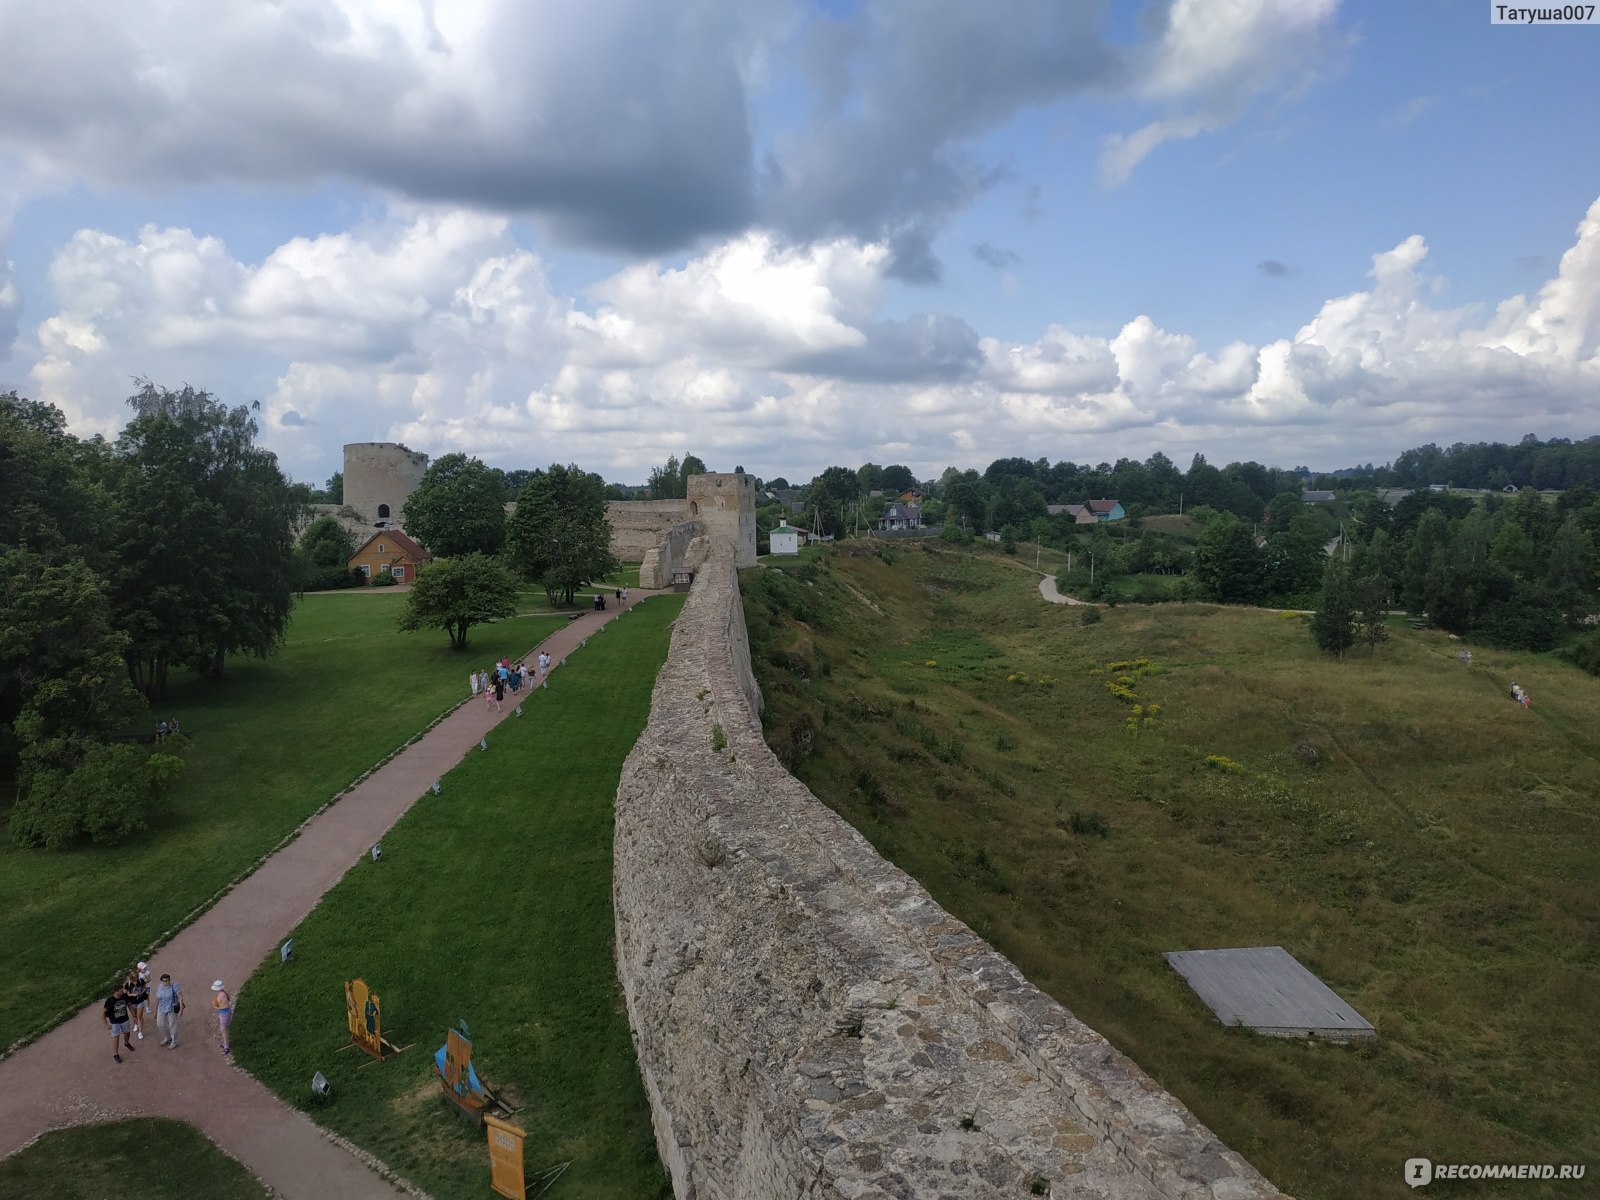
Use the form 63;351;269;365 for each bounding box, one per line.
0;591;657;1197
1036;570;1090;605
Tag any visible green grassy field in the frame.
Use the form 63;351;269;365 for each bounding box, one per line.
0;592;567;1053
0;1119;269;1199
745;543;1600;1200
234;596;682;1200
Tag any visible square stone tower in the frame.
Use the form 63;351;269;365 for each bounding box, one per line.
685;472;757;567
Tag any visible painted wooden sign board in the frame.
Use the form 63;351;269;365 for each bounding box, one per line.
485;1113;526;1199
344;978;383;1058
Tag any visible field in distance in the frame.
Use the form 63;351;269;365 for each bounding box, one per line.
743;541;1598;1200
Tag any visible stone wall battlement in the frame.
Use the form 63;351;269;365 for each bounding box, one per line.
613;548;1287;1200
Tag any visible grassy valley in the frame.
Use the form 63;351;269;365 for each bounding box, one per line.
743;540;1599;1200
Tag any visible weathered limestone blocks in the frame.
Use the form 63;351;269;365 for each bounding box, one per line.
613;547;1289;1200
609;474;757;575
342;442;428;527
607;499;693;563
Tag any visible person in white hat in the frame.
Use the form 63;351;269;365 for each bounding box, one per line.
126;962;151;1041
211;980;233;1055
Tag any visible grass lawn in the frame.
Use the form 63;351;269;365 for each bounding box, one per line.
0;592;565;1053
745;542;1600;1200
234;595;682;1200
0;1119;268;1199
759;542;831;566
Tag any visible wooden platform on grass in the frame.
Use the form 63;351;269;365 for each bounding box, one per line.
1164;945;1376;1041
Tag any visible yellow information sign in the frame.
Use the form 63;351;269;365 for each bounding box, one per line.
344;978;382;1059
485;1113;526;1199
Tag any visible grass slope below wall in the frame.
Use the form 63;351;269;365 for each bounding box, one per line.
234;595;682;1200
0;592;570;1053
744;542;1600;1200
0;1118;270;1200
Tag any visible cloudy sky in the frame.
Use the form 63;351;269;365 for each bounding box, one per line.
1;0;1597;487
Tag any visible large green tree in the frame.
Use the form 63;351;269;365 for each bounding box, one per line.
0;392;114;560
396;553;519;650
1352;571;1391;653
879;464;918;494
805;466;861;538
1;392;186;848
401;453;507;558
1545;516;1597;625
114;382;302;694
295;516;359;592
680;454;708;487
1193;514;1265;603
1311;560;1356;657
648;454;683;500
505;464;617;605
2;552;143;769
1400;508;1451;613
1264;512;1331;600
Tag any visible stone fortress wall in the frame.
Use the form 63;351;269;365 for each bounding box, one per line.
607;499;701;563
612;545;1287;1200
607;471;757;588
310;448;755;576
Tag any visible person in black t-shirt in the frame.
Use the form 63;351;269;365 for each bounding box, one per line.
103;984;136;1063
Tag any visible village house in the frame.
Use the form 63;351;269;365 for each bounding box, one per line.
347;529;432;583
879;502;922;531
1048;504;1101;525
763;488;806;515
1085;498;1125;522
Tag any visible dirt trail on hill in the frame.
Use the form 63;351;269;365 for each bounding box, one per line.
0;591;659;1198
1036;570;1091;605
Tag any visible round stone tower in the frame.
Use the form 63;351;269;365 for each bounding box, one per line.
342;442;430;529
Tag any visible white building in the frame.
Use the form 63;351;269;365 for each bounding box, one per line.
770;522;804;555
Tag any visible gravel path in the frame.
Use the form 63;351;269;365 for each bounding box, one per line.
0;591;657;1197
1037;571;1090;605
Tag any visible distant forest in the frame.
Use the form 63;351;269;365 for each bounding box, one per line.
1348;434;1600;492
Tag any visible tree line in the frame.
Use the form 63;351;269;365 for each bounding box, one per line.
2;385;302;848
1309;486;1600;657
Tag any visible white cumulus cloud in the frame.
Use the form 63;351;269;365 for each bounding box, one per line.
20;197;1600;482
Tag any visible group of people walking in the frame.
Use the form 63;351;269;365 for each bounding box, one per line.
469;653;556;711
103;963;231;1063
